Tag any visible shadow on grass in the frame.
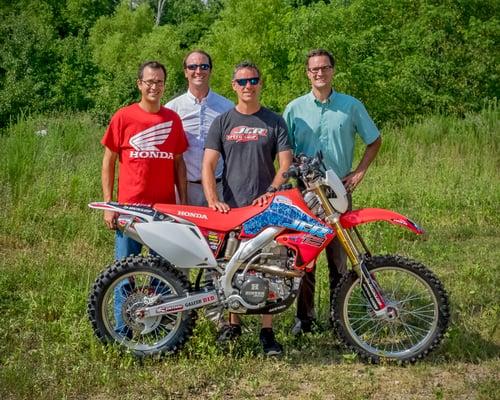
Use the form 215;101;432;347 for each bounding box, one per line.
183;319;500;366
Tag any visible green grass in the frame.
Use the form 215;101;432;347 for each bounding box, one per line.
0;107;499;399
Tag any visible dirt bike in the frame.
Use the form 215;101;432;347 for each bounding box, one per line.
87;153;449;363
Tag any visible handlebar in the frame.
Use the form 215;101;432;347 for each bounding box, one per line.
282;153;325;183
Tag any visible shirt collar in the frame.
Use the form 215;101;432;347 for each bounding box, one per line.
187;88;211;105
309;89;335;106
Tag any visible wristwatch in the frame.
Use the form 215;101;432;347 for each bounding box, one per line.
266;185;277;193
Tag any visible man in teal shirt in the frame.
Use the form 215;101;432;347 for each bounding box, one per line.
283;49;381;334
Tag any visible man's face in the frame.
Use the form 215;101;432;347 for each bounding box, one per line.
184;52;211;91
137;66;165;104
232;67;262;104
307;55;334;91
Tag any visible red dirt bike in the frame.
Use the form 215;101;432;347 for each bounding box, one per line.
88;153;449;363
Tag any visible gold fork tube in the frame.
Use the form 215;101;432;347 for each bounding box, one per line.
312;186;362;270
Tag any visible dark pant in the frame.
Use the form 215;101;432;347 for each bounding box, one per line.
296;194;352;323
296;238;348;322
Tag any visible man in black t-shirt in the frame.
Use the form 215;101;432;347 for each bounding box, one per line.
202;61;292;355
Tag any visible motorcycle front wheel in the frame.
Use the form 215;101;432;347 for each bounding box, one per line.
332;255;449;363
88;255;196;357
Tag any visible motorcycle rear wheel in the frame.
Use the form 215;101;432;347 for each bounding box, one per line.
332;255;449;363
88;255;196;357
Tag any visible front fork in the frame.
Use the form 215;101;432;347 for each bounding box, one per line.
313;186;386;311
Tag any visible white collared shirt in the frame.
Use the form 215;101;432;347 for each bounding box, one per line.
166;90;233;181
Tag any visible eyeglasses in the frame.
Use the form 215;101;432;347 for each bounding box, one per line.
141;80;164;88
234;77;260;87
307;65;333;74
186;63;211;71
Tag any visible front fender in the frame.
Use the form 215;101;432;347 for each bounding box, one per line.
340;208;425;235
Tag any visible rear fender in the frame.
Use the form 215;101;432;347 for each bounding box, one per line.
89;201;157;222
340;208;425;235
90;202;217;266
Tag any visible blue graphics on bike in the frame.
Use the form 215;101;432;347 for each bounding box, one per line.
243;196;333;238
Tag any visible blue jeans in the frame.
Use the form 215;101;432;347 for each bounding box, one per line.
114;232;164;336
114;231;143;336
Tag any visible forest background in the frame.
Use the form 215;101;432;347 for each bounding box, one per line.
1;0;498;126
0;0;499;399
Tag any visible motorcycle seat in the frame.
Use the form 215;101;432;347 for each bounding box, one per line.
153;202;269;232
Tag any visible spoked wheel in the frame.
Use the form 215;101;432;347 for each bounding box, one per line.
332;255;449;363
88;255;196;357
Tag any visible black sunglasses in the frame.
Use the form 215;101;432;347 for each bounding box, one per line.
234;77;260;87
186;63;211;71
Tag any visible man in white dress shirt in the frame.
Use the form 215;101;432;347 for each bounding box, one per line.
166;50;233;206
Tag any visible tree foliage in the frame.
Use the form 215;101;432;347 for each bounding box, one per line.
0;0;498;127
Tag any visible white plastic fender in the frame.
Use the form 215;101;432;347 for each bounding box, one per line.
324;169;348;213
135;221;217;267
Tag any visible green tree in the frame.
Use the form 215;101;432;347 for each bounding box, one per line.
0;0;118;126
0;2;57;126
200;0;498;122
200;0;294;110
89;0;185;120
63;0;118;34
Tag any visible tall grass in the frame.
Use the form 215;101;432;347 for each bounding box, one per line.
0;108;498;399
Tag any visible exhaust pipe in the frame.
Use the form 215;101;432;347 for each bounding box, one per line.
253;264;303;278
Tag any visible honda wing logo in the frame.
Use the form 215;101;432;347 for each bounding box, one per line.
129;121;174;159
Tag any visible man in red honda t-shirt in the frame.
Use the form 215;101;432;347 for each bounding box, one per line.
100;60;188;336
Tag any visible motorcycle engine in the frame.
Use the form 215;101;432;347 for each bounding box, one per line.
234;241;294;306
239;276;269;305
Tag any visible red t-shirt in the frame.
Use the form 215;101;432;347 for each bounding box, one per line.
101;103;188;205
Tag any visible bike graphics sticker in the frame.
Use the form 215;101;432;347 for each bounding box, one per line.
302;235;326;247
199;228;224;255
242;197;332;238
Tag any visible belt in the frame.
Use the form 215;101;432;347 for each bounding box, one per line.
188;178;222;184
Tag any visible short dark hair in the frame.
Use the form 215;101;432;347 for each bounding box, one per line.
137;61;167;80
183;49;213;69
232;61;261;79
306;49;335;69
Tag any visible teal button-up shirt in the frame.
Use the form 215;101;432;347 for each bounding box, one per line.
283;91;379;178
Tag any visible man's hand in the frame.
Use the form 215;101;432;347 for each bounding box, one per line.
208;200;230;213
104;210;117;230
343;136;381;193
252;192;273;207
342;170;365;193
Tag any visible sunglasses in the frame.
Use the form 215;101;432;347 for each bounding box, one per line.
186;63;211;71
234;77;260;87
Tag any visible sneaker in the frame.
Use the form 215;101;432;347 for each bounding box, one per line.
290;318;313;336
260;328;283;356
217;324;242;343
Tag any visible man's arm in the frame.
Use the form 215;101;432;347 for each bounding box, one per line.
102;147;118;229
252;149;293;206
271;149;293;189
202;149;230;212
343;136;382;192
174;154;187;205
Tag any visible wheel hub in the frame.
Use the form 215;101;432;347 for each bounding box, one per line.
372;302;400;322
122;291;162;333
385;305;399;320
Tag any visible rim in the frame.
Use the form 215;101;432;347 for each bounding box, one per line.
101;271;183;352
343;266;439;359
